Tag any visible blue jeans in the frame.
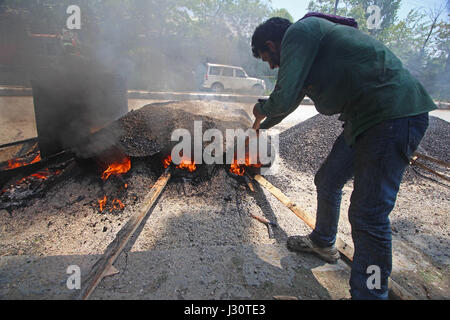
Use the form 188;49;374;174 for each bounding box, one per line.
309;113;429;299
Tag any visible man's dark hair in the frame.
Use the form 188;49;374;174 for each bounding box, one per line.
251;17;293;58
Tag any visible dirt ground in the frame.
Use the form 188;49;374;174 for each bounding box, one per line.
0;97;448;300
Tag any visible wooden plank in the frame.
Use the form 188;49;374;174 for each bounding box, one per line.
244;173;256;192
253;174;315;229
411;156;450;183
273;295;299;300
252;174;416;300
79;169;172;300
0;137;37;150
414;152;450;168
389;278;417;300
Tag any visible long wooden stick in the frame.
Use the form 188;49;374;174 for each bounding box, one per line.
414;152;450;168
252;174;416;300
411;156;450;183
79;169;172;300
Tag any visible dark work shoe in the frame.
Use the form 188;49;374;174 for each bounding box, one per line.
286;235;340;264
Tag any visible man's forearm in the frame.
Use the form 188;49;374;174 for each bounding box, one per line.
258;92;306;129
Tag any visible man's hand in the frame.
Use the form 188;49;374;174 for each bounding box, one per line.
252;101;267;130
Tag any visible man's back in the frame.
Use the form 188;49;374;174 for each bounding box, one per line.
281;17;436;144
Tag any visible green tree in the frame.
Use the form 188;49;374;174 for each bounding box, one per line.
1;0;294;91
306;0;449;100
271;8;294;22
307;0;401;40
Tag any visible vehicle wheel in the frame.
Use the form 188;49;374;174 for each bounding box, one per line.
211;83;224;93
251;84;264;96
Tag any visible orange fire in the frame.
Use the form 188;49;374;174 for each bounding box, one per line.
31;154;41;164
230;159;246;176
7;160;22;169
98;196;125;212
163;155;172;169
101;156;131;180
177;158;197;172
112;199;125;210
16;168;53;184
162;155;197;172
30;171;50;180
229;155;262;176
98;195;107;212
5;153;41;170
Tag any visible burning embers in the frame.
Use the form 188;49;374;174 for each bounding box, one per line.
101;156;131;180
4;153;41;170
98;195;107;212
162;155;197;172
229;155;262;176
2;152;63;186
16;168;62;185
97;195;125;213
0;151;70;211
161;152;261;177
97;155;131;213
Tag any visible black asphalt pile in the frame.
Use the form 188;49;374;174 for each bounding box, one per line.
278;114;342;174
405;116;450;183
279;114;449;183
92;100;253;158
416;116;450;162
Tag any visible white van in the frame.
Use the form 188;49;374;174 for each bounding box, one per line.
201;63;266;95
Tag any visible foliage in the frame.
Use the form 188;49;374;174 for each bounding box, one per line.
307;0;449;100
270;8;294;22
0;0;288;90
0;0;447;99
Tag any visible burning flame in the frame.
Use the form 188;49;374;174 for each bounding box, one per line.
112;199;125;210
30;171;50;180
5;153;41;170
230;159;246;176
177;158;197;172
98;196;125;212
162;155;197;172
98;195;107;212
15;168;61;184
163;155;172;169
31;154;41;163
229;155;262;176
101;156;131;180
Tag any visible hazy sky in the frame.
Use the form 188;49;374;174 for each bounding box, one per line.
270;0;449;21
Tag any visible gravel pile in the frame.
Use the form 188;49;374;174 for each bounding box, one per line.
278;114;342;174
279;114;449;182
415;116;450;162
404;116;450;183
92;100;253;158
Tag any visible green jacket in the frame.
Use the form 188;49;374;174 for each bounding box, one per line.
256;17;437;145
